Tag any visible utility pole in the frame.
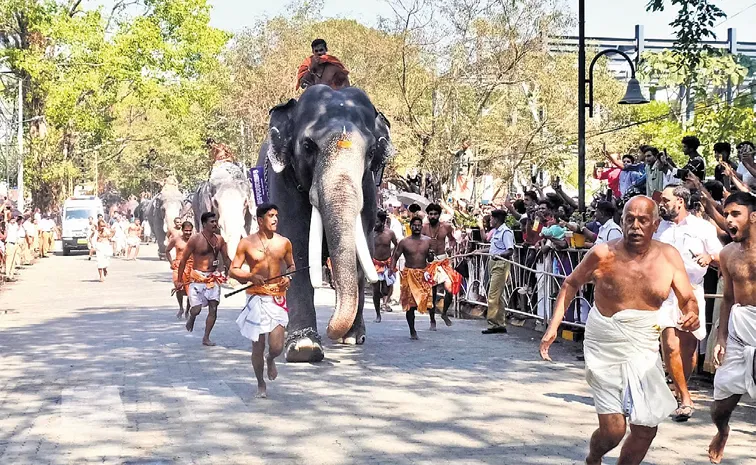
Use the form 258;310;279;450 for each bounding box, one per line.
577;0;586;213
16;78;24;212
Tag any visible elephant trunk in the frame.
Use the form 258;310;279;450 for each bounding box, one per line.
317;174;379;341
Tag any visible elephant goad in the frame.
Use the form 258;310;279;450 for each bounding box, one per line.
259;85;393;362
193;161;256;261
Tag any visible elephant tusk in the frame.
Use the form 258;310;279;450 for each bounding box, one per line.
355;215;379;283
309;207;324;289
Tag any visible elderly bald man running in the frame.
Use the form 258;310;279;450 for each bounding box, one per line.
540;196;700;465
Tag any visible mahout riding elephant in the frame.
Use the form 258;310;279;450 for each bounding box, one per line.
259;84;393;362
192;161;255;260
146;182;185;259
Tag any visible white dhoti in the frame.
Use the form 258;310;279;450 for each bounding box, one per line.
126;236;140;247
658;284;707;341
188;270;223;308
236;295;289;342
95;241;112;269
584;308;678;427
714;304;756;401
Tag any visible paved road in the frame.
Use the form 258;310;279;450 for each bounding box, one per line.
0;245;754;465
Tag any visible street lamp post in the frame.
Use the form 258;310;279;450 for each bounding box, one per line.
577;0;649;212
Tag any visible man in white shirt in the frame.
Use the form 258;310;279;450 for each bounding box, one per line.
654;185;723;422
4;216;21;280
574;201;622;247
735;141;756;189
482;209;515;334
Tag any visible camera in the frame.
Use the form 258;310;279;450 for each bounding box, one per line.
596;161;606;168
674;168;690;180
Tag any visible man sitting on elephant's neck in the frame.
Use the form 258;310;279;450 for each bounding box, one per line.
296;39;350;91
206;138;236;166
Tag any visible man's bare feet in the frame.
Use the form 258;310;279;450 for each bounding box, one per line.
441;314;453;326
184;311;190;319
410;332;419;340
374;315;381;323
186;314;197;332
708;427;730;464
202;339;216;346
255;383;267;399
103;268;108;277
99;277;104;282
267;357;278;380
429;321;437;331
176;310;183;319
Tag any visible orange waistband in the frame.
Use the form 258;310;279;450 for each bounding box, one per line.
245;277;290;296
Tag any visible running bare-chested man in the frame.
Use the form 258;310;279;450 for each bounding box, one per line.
708;192;756;464
540;196;699;465
126;218;143;260
177;212;230;346
168;217;183;241
372;210;397;323
166;221;194;319
230;204;295;399
392;216;434;339
422;203;459;328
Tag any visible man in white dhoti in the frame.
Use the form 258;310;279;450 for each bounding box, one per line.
708;192;756;464
655;185;723;421
230;204;295;399
540;196;700;465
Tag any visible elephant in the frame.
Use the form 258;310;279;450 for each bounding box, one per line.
192;161;256;261
259;84;393;362
145;184;185;259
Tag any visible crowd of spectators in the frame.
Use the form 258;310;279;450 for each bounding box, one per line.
1;202;59;283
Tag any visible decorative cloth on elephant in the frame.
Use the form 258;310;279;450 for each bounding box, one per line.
400;268;432;313
236;277;290;342
171;257;193;294
373;258;396;286
584;307;677;427
188;270;226;308
426;256;463;295
296;55;349;90
714;304;756;401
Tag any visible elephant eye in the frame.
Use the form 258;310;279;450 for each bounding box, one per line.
303;138;318;155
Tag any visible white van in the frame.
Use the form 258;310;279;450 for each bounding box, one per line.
61;196;104;255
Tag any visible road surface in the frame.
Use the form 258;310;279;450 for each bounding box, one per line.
0;245;754;465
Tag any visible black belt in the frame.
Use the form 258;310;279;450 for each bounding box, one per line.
6;241;16;244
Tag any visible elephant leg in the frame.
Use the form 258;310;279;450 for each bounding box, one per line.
342;278;367;345
279;191;324;363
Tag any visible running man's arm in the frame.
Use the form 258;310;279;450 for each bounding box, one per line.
390;231;398;248
283;239;295;281
540;245;602;361
715;246;735;367
666;245;700;332
219;237;231;275
391;240;404;273
176;237;195;288
165;237;176;263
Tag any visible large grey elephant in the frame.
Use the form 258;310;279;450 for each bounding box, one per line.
259;85;392;362
145;184;185;258
192;162;255;260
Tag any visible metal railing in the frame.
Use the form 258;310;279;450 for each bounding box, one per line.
454;241;721;331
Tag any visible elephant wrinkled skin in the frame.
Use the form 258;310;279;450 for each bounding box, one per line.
259;85;392;362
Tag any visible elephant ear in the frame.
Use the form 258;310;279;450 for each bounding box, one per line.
268;99;297;173
370;111;394;173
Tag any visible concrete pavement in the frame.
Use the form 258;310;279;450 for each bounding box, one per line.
0;244;754;465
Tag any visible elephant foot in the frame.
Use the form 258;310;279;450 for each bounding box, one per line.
338;327;366;345
285;328;324;363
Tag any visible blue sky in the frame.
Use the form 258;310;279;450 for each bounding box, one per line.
205;0;756;41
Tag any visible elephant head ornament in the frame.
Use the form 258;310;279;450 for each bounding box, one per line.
267;85;393;341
